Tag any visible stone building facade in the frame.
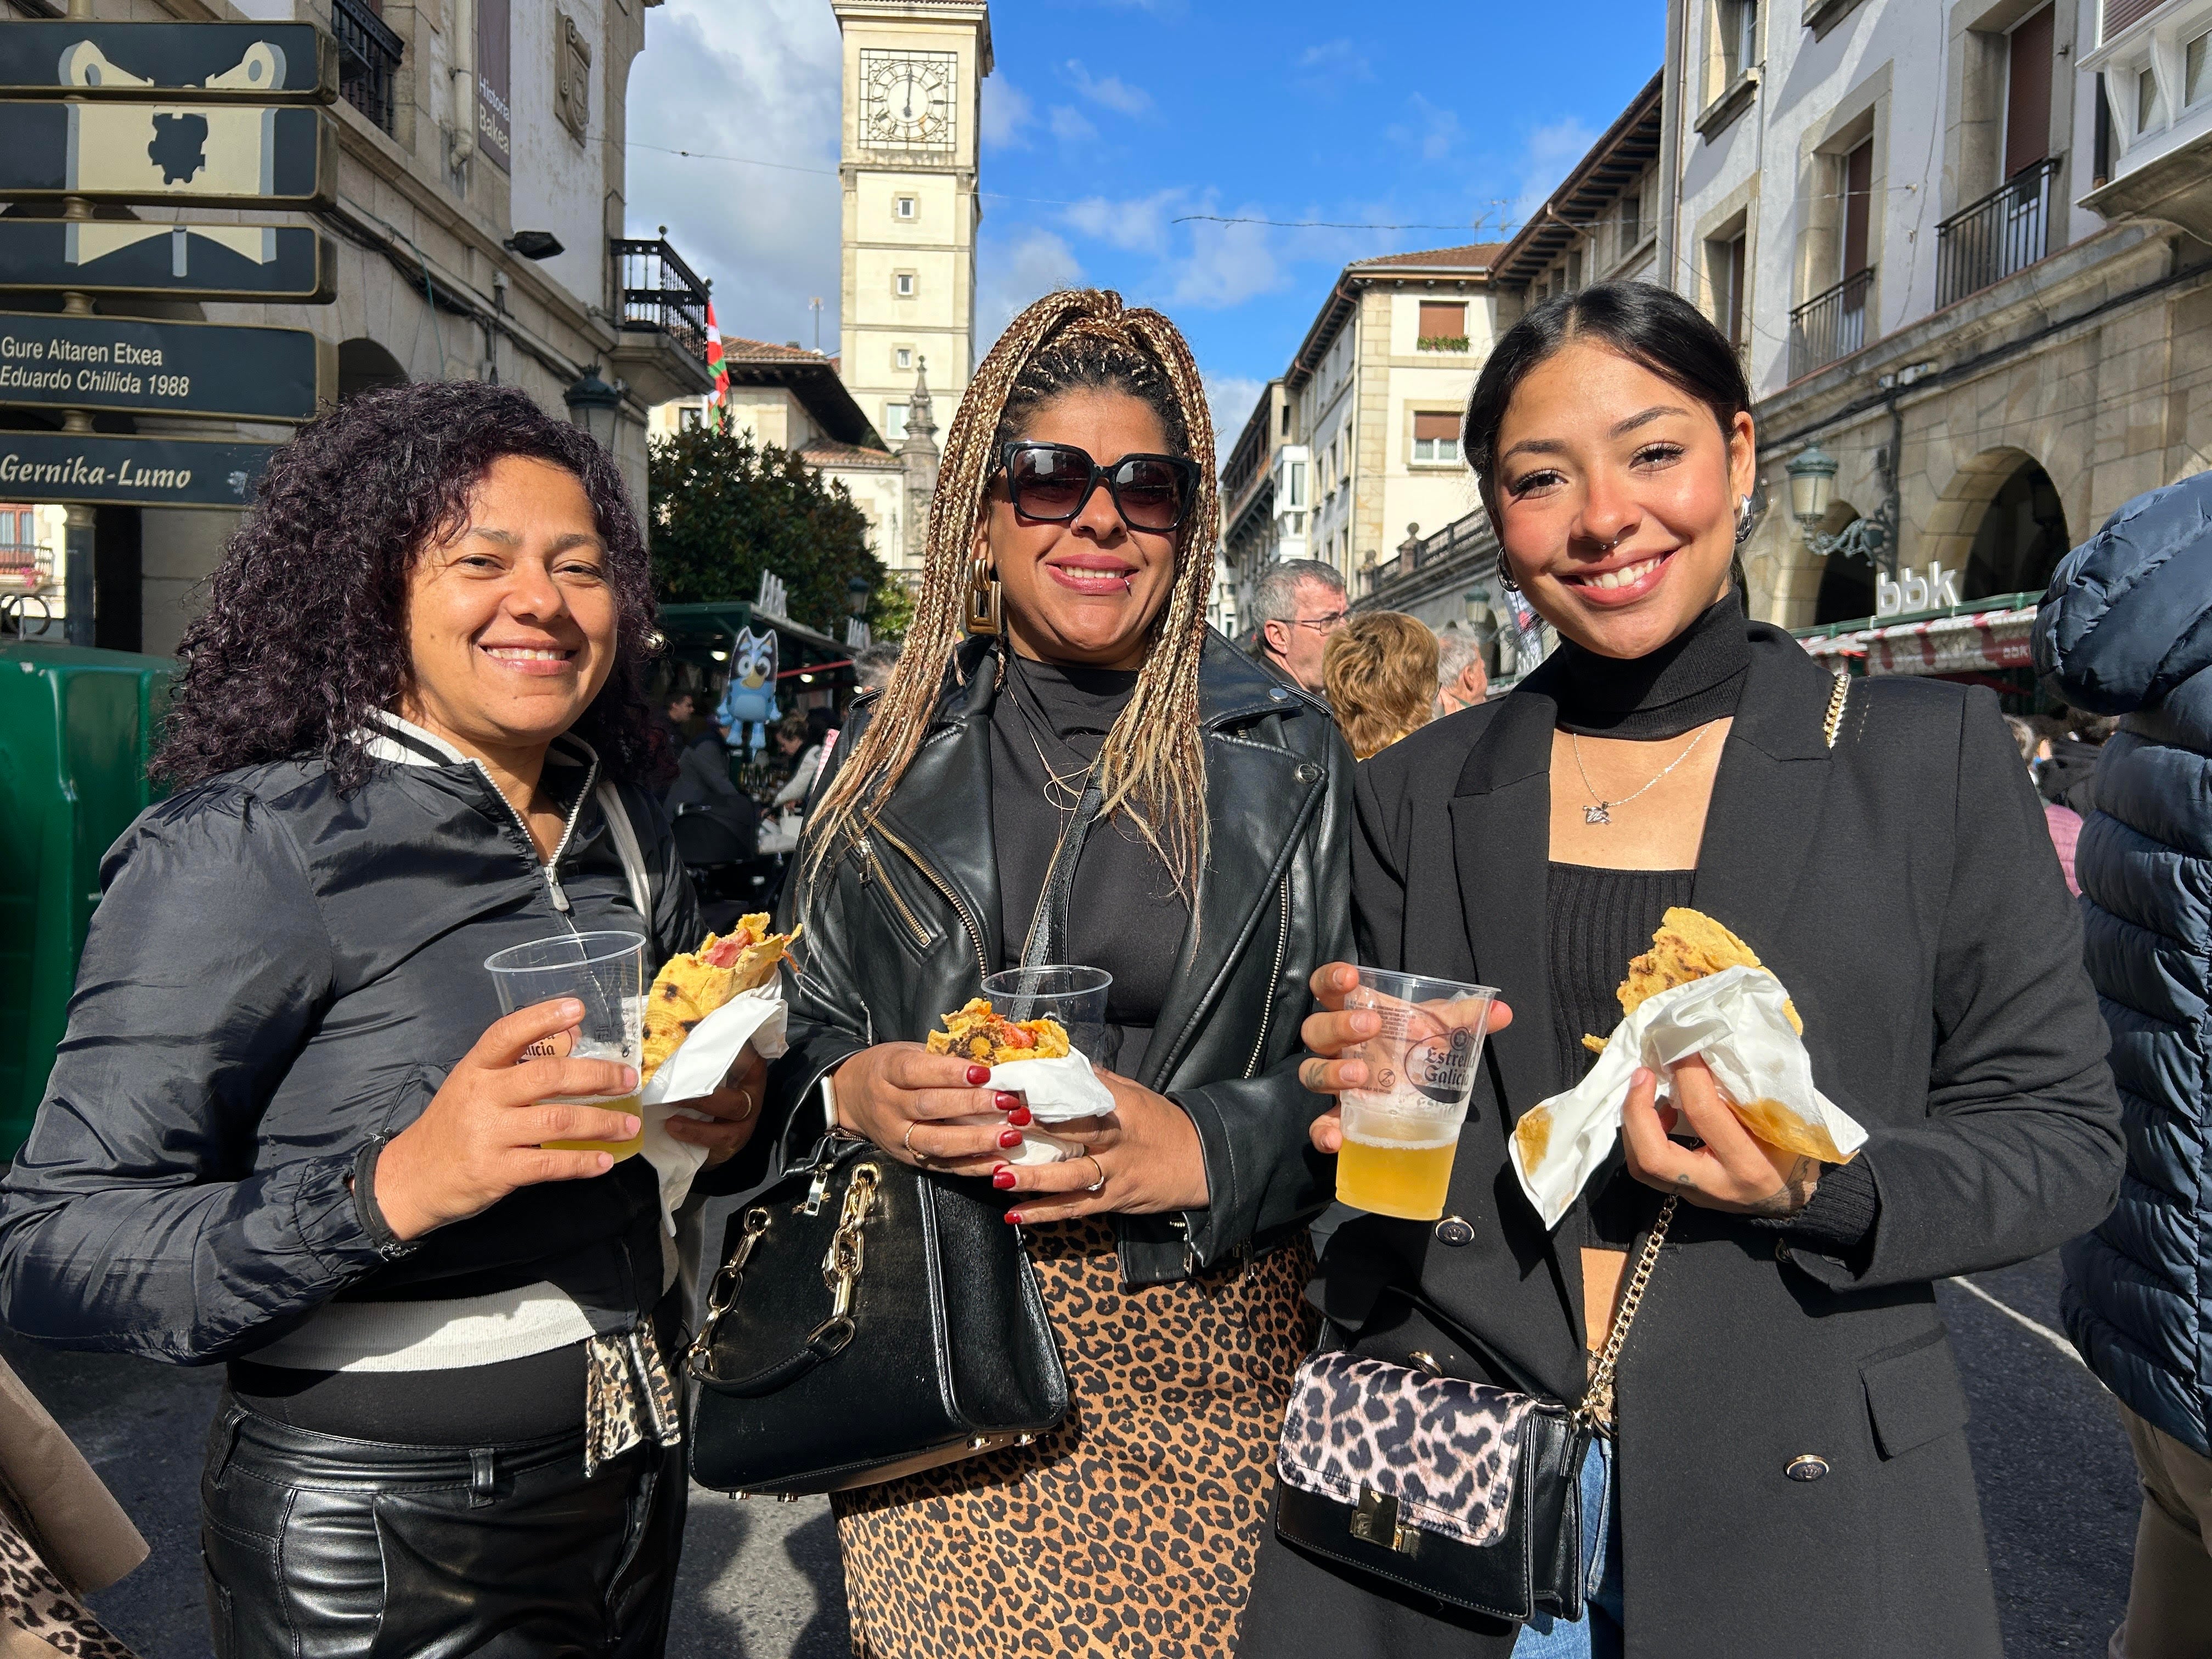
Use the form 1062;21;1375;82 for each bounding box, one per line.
1;0;714;658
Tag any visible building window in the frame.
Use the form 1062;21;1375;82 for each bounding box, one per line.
1412;412;1461;464
679;405;703;432
895;272;916;297
1417;301;1468;351
2138;65;2164;132
2188;31;2210;108
1710;232;1748;350
2007;6;2056;173
885;401;909;440
1621;188;1643;254
1286;461;1306;509
1567;249;1584;291
1720;0;1757;83
895;346;913;370
895;195;917;219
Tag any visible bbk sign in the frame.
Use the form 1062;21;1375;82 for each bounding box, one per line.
1877;561;1962;619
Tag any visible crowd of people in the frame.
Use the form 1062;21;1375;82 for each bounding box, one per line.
0;275;2196;1659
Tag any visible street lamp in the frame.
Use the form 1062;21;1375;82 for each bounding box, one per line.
564;368;622;450
1785;442;1838;526
1787;438;1896;573
847;572;873;618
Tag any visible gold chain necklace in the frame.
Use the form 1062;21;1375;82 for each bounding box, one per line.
1570;724;1716;826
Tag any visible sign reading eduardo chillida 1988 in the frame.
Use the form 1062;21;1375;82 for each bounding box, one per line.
0;431;270;509
0;312;328;421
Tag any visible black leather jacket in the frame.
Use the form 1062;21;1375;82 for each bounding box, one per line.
763;631;1354;1287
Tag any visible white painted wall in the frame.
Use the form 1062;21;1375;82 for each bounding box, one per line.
509;0;610;316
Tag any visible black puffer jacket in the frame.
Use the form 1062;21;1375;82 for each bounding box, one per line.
763;632;1354;1286
0;716;699;1364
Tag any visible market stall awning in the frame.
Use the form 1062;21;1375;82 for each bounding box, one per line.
1793;590;2041;679
658;600;851;673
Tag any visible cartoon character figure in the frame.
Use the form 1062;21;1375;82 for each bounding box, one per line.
717;628;779;750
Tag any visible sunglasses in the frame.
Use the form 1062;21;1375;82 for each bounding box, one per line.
998;441;1200;534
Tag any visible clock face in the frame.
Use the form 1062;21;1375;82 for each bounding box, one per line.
860;50;956;152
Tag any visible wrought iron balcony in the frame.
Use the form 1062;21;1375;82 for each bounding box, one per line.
331;0;403;136
1936;157;2060;309
1788;267;1874;380
612;236;712;366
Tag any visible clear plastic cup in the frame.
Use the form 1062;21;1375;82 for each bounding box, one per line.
483;930;647;1161
1334;968;1499;1221
981;964;1114;1063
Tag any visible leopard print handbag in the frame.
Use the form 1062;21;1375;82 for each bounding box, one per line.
1271;1196;1676;1624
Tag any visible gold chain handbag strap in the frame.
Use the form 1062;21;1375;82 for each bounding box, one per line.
1575;1194;1678;1434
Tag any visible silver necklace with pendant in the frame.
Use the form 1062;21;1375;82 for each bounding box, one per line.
1570;723;1716;825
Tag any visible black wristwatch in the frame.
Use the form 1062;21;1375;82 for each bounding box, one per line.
350;1133;421;1262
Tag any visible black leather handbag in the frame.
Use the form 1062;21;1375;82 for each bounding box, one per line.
1272;1196;1674;1623
685;1132;1069;1497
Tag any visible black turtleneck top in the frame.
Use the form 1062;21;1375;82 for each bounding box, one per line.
1545;592;1878;1260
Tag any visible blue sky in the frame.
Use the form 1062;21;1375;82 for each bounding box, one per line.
626;0;1663;438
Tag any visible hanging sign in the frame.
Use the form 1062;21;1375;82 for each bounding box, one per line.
0;25;336;101
0;220;334;303
0;313;329;422
0;101;336;208
0;430;272;510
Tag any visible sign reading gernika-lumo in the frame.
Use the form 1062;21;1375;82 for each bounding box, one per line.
0;432;270;508
0;312;326;420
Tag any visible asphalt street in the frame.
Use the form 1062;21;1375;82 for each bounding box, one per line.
0;1246;2138;1659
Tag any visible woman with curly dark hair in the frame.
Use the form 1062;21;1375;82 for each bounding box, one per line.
0;381;765;1658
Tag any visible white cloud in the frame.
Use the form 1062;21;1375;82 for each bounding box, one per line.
978;230;1086;351
1064;59;1153;116
1048;104;1100;144
1513;116;1600;224
1200;371;1267;453
1386;94;1463;163
1295;38;1374;83
1167;211;1282;311
982;75;1032;148
624;0;841;353
1062;189;1183;255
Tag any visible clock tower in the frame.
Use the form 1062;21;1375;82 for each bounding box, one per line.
833;2;991;453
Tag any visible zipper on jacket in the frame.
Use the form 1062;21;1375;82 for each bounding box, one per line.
1244;875;1291;1081
857;837;932;950
872;823;991;980
472;757;597;926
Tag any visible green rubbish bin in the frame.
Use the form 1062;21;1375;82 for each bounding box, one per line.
0;640;173;1156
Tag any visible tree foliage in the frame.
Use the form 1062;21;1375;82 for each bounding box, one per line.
647;425;906;638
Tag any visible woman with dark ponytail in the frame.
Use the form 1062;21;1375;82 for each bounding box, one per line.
1245;281;2121;1658
769;289;1353;1656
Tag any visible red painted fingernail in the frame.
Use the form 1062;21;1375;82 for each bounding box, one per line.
992;1169;1017;1190
1003;1211;1024;1225
994;1091;1020;1113
966;1064;991;1086
998;1128;1023;1149
1006;1106;1034;1127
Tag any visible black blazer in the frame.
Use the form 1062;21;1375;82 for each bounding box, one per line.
1245;624;2123;1659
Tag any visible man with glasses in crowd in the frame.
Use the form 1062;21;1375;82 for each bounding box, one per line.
1249;558;1348;697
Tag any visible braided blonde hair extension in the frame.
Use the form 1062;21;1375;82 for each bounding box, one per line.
805;289;1220;903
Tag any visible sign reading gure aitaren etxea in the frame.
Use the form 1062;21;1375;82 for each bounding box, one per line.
0;313;328;421
0;431;271;510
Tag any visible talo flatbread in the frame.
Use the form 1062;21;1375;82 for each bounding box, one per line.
641;914;798;1082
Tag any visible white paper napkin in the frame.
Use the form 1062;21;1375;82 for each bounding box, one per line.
941;1052;1118;1166
1507;965;1867;1229
637;984;788;1232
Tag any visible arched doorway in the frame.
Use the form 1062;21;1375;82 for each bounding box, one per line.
1808;500;1877;624
1962;457;2068;600
338;338;408;402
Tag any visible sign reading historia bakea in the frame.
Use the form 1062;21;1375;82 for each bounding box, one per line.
0;431;272;510
0;25;336;101
0;100;335;208
0;221;334;303
0;313;329;421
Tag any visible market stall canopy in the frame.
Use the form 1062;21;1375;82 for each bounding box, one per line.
1795;589;2041;678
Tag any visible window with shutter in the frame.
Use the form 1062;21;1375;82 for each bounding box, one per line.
1841;139;1874;279
2104;0;2162;41
1418;302;1468;351
2005;6;2055;178
1413;411;1461;464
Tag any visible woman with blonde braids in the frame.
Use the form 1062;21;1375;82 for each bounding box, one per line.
760;289;1353;1656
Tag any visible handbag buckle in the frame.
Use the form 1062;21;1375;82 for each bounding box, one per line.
1350;1488;1420;1556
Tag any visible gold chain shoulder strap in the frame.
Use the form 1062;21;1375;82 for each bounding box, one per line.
1822;671;1850;749
1576;1194;1677;1432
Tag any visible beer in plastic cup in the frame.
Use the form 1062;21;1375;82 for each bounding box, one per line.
1334;968;1499;1221
483;930;648;1161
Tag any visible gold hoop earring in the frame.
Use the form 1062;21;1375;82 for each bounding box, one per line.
964;553;1003;636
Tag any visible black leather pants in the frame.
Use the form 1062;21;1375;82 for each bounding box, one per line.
200;1399;686;1658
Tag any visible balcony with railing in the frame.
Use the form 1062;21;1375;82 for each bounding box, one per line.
607;235;718;404
1789;267;1874;380
331;0;402;136
1936;158;2060;308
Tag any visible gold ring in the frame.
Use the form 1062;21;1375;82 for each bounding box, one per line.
1082;1154;1107;1194
901;1122;928;1166
732;1087;758;1124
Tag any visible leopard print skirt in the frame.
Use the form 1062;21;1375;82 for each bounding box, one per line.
835;1217;1317;1658
0;1509;137;1658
